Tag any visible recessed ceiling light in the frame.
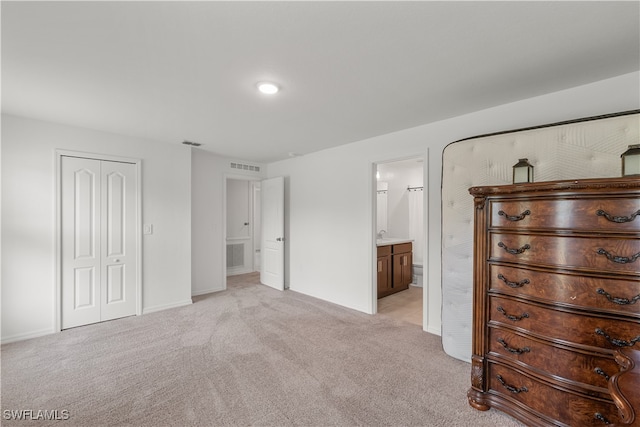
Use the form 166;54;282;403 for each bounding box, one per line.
257;82;279;95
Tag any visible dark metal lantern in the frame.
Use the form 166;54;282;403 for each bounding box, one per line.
621;144;640;176
512;158;534;184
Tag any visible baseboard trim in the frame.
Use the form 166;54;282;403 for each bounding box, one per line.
425;325;441;336
1;327;57;345
192;286;224;297
142;299;192;315
226;268;253;276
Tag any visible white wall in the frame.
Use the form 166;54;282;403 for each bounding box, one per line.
266;71;640;336
377;160;424;239
191;149;265;296
1;114;193;343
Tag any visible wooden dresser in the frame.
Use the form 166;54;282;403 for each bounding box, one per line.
609;348;640;426
467;178;640;427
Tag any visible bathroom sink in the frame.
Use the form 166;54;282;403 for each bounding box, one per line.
376;237;413;246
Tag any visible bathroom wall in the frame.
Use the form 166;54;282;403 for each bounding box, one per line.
377;159;424;240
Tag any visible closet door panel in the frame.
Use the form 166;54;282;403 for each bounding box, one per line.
61;156;102;329
100;160;137;321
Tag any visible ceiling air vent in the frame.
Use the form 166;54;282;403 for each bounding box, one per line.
230;162;260;172
182;140;201;147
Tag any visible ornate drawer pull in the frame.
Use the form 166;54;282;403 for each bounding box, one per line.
498;242;531;255
596;288;640;305
497;306;529;322
594;367;610;381
497;273;530;288
596;248;640;264
496;375;528;394
595;328;640;347
594;413;611;425
596;209;640;223
497;338;530;354
498;210;531;222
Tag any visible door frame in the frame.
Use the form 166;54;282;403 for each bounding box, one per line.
371;152;428;322
222;174;261;289
54;149;142;332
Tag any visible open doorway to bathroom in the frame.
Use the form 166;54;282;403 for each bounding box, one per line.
225;178;261;284
374;157;425;326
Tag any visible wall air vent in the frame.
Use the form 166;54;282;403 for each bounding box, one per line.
230;162;260;172
182;140;202;147
226;243;245;268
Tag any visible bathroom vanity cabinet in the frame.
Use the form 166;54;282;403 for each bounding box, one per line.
377;245;392;298
377;241;412;298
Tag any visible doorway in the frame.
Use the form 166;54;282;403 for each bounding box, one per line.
57;152;141;330
374;156;425;326
225;178;261;279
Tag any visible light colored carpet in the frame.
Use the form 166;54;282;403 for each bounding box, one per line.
1;273;524;426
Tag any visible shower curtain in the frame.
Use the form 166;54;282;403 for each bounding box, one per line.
408;189;423;265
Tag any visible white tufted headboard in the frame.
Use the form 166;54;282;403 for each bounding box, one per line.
441;111;640;362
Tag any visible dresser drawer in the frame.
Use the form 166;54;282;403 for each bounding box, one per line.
488;328;619;391
488;296;640;350
488;362;622;426
490;233;640;274
489;264;640;317
490;198;640;232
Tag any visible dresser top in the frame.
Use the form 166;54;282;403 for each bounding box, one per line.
469;177;640;197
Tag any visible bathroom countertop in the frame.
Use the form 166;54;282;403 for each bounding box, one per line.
376;238;413;246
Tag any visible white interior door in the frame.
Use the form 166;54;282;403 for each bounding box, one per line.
61;156;137;329
100;160;137;321
62;157;101;328
260;176;285;290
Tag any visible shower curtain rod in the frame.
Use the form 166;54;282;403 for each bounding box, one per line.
407;186;423;191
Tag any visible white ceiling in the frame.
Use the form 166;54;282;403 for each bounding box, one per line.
2;1;639;163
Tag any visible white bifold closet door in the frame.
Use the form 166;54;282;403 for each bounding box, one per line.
61;156;137;329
